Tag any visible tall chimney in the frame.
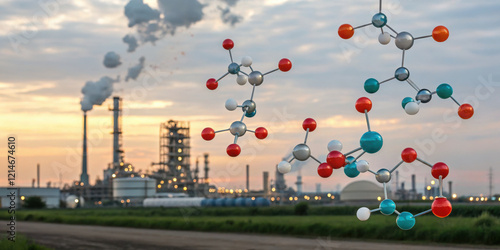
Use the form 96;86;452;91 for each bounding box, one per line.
37;164;40;188
246;165;249;190
395;171;399;191
295;169;303;194
111;96;123;168
316;183;321;193
80;112;89;186
448;181;452;198
204;153;209;182
411;174;416;191
263;171;269;194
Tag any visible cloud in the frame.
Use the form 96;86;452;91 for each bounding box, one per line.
123;34;139;52
80;76;119;111
124;0;161;28
158;0;204;30
125;56;145;81
103;51;122;68
219;7;242;26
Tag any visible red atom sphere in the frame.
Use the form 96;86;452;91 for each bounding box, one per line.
255;127;268;140
431;162;449;179
222;39;234;50
432;197;452;218
201;128;215;141
458;104;474;119
401;148;417;163
317;163;333;178
432;26;449;42
206;78;218;90
355;97;372;113
226;144;241;157
302;118;317;132
338;24;354;39
327;151;346;169
278;58;292;72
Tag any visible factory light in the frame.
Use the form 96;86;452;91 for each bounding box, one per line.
277;197;280;201
131;174;134;178
294;197;298;201
178;157;183;161
173;178;177;182
452;193;457;199
112;174;116;178
230;189;234;194
314;196;318;200
183;187;187;191
318;196;321;200
430;196;434;200
289;197;293;201
271;197;275;201
481;197;485;201
431;180;435;185
80;183;84;186
120;162;124;166
377;196;382;201
20;196;25;201
121;200;124;204
174;185;178;189
178;139;182;143
168;180;172;184
271;188;276;192
327;193;331;197
157;184;161;188
331;196;335;200
492;197;497;201
141;174;145;178
422;196;427;200
426;186;431;191
75;199;79;203
178;149;182;153
177;165;182;170
485;197;488;201
160;180;164;184
476;197;479;201
469;197;474;201
126;199;130;203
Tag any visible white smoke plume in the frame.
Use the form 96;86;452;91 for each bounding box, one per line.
125;56;145;81
103;51;122;68
80;76;120;111
123;34;139;52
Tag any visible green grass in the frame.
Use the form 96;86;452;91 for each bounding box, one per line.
0;234;52;250
3;206;500;245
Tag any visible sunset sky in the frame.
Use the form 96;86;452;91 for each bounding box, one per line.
0;0;499;196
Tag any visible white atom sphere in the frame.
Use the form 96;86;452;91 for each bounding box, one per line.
236;74;247;85
327;140;343;152
357;207;371;221
378;32;391;45
404;102;420;115
277;161;292;174
241;56;253;67
225;98;238;111
356;160;369;173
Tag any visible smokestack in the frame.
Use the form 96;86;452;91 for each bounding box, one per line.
316;183;321;193
32;178;35;188
37;164;40;188
246;165;249;190
448;181;452;198
263;171;269;194
80;112;89;185
395;171;399;191
411;174;416;191
204;153;209;182
295;169;303;194
111;96;123;168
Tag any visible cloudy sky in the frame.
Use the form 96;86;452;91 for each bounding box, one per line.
0;0;499;196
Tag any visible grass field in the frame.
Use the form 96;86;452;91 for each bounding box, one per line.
0;234;51;250
2;205;500;245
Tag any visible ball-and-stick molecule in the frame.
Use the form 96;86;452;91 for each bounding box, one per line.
202;39;291;157
338;1;474;119
277;118;331;177
325;97;382;178
205;39;292;93
355;147;452;230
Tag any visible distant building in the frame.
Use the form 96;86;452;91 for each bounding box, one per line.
0;187;60;208
340;181;384;201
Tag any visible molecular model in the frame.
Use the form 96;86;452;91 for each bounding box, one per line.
202;39;292;157
355;147;452;230
324;97;382;178
277;118;331;176
338;0;474;119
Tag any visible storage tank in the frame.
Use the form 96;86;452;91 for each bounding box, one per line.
143;198;204;207
113;177;156;203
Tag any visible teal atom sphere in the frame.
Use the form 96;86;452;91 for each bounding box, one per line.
360;131;383;153
436;83;453;99
344;156;359;178
379;199;396;215
372;13;387;28
396;211;416;230
401;97;414;109
228;62;240;74
364;78;380;94
245;109;256;118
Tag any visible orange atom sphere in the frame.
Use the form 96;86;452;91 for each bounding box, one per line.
458;104;474;119
432;26;449;42
355;97;372;113
338;24;354;39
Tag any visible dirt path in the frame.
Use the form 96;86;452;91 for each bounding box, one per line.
2;221;492;250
